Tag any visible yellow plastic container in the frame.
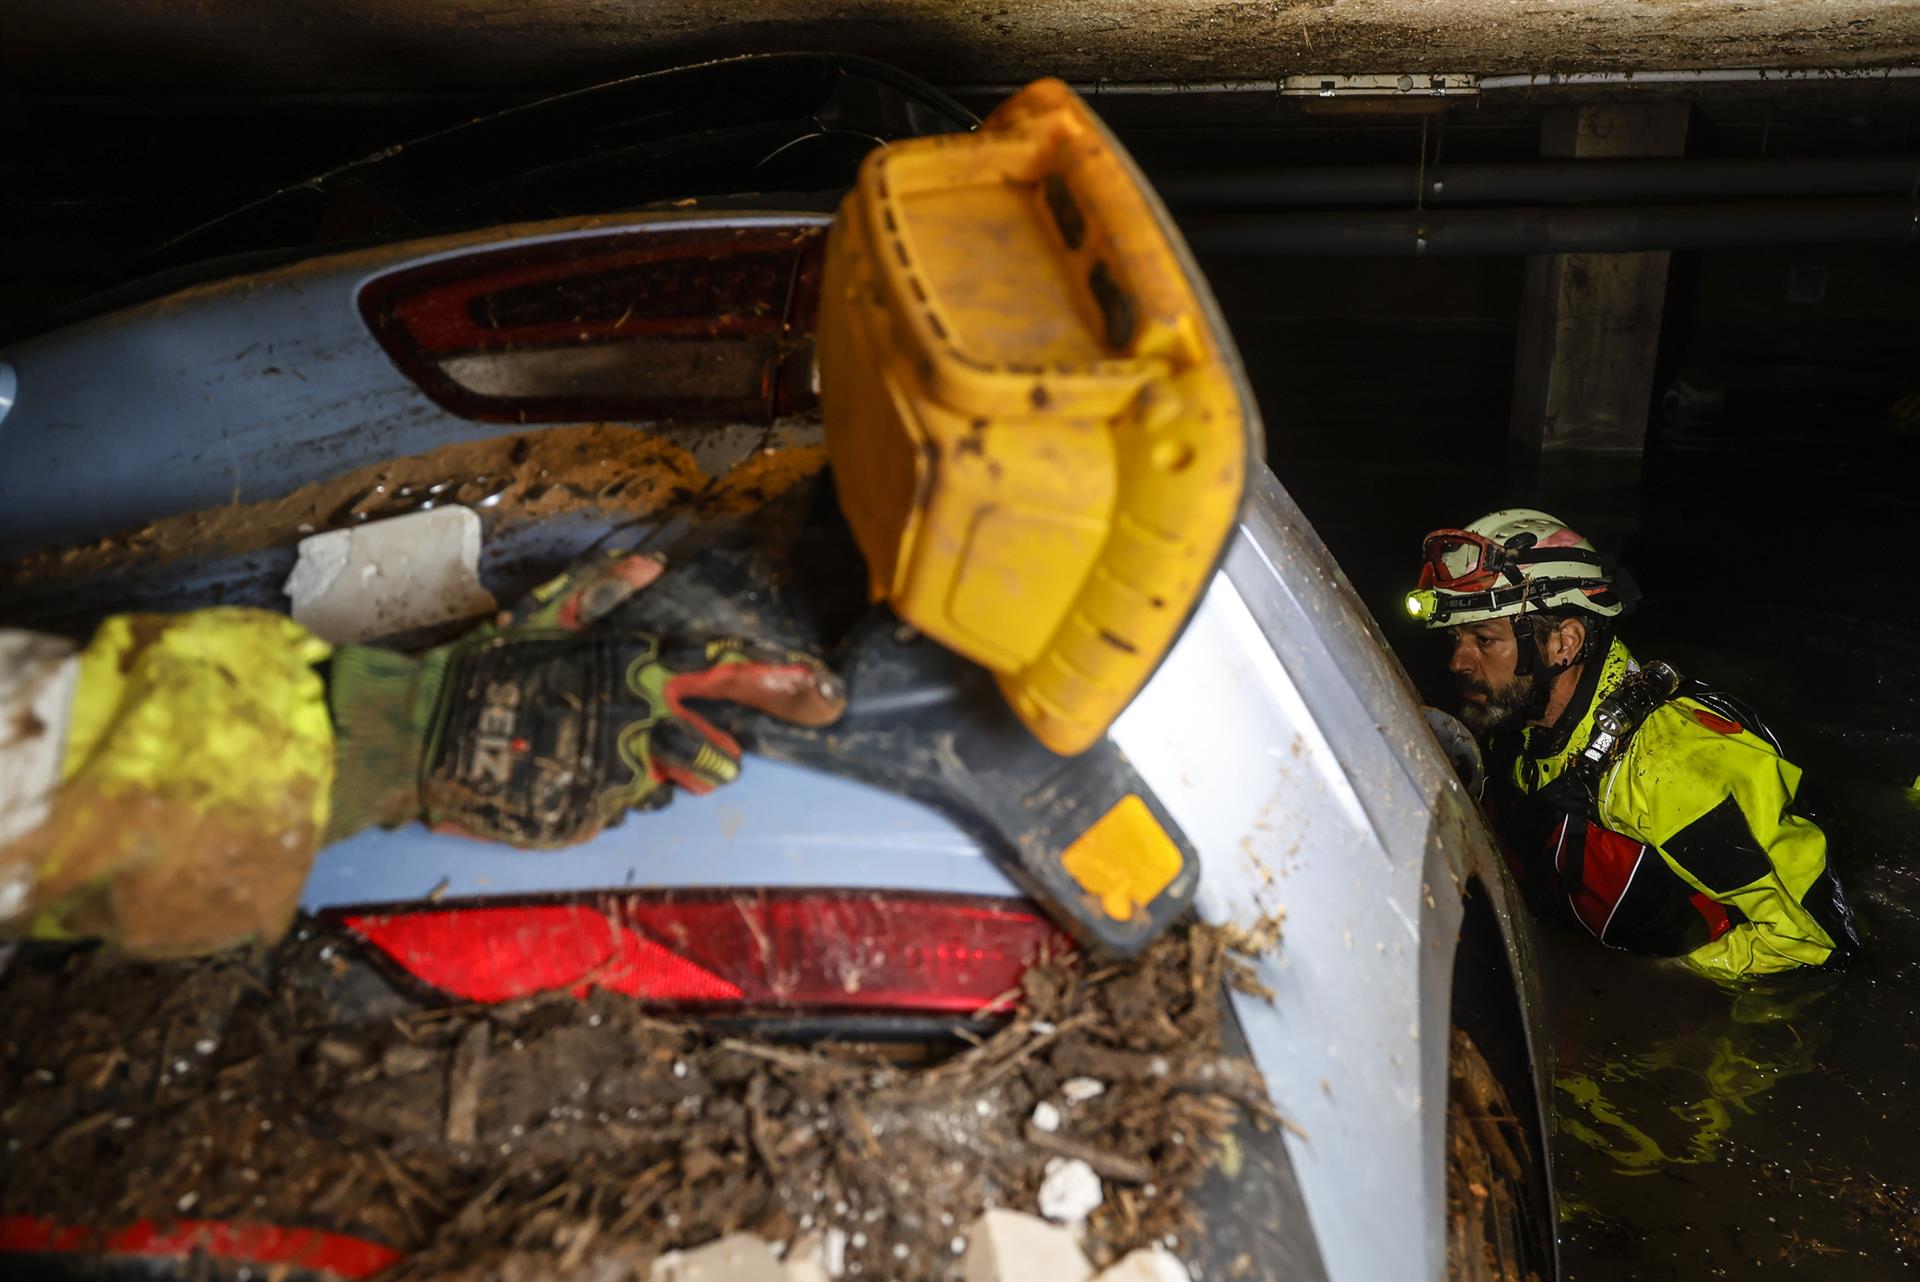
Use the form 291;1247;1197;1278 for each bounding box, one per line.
818;78;1257;755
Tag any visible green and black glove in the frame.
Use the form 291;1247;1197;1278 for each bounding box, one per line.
323;552;844;848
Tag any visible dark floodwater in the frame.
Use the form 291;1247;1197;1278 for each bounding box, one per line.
1276;393;1920;1280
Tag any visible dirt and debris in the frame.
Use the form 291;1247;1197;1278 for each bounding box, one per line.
0;916;1281;1280
1;422;827;586
1757;1157;1920;1262
1444;1030;1539;1282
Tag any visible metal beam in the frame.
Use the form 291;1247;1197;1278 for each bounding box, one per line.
1158;157;1920;210
1180;197;1920;255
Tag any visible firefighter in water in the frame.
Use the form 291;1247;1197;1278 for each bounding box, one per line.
1407;508;1860;980
0;553;845;958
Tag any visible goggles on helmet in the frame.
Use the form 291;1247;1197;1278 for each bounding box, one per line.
1408;525;1615;627
1417;528;1511;592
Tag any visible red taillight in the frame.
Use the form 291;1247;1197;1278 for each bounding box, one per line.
341;891;1071;1016
359;222;825;425
0;1216;401;1278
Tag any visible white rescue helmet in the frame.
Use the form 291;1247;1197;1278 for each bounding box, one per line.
1405;508;1626;628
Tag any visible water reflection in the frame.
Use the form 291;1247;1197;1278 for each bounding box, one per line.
1556;981;1832;1176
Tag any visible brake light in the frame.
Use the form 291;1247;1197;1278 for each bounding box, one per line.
359;222;825;425
0;1216;401;1278
340;890;1070;1015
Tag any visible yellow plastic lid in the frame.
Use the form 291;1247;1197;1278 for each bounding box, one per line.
818;78;1259;755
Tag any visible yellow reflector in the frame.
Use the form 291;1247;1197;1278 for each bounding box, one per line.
1061;793;1184;922
818;78;1256;755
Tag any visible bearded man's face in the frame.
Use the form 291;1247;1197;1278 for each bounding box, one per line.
1445;620;1535;736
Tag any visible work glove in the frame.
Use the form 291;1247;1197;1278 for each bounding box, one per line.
324;551;845;848
1423;706;1485;796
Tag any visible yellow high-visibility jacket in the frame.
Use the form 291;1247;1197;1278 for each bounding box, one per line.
1489;639;1860;980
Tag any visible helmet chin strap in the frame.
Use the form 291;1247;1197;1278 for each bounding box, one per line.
1513;615;1571;723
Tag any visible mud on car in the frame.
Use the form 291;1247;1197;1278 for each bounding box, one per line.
0;55;1555;1282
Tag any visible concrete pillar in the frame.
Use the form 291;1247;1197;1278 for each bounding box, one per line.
1508;104;1691;462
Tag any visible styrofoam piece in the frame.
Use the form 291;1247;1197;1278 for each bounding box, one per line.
652;1233;787;1282
1061;1077;1107;1103
284;507;497;643
1093;1246;1192;1282
782;1232;832;1282
1037;1156;1104;1224
962;1209;1092;1282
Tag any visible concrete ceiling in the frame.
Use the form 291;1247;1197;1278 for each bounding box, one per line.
11;0;1920;95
